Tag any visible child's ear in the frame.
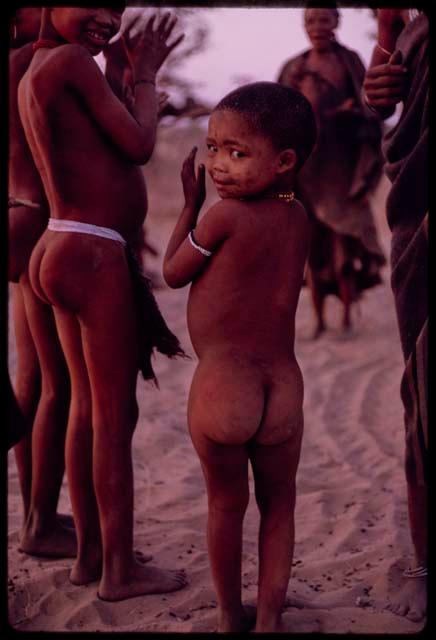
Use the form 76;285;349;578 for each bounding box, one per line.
277;149;297;174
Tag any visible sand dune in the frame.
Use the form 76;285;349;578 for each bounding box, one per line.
7;175;425;633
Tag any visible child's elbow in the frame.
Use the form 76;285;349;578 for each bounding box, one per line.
131;142;154;165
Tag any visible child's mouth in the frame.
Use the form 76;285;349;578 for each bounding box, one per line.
85;30;110;46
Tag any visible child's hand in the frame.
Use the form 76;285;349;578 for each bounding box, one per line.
363;50;408;109
123;13;185;79
181;147;206;212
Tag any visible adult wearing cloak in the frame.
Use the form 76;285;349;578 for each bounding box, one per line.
278;7;386;337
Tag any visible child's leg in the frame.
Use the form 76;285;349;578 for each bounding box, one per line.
19;274;76;557
52;306;101;581
188;361;264;632
77;254;186;600
249;431;303;632
250;365;304;632
11;283;40;523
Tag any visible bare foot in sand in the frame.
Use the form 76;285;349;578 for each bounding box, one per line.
19;519;77;558
218;604;256;633
70;550;153;586
386;578;427;622
97;558;187;602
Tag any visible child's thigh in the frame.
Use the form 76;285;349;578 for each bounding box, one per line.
188;360;265;447
255;363;304;446
249;429;303;503
11;283;39;376
79;256;139;400
21;276;67;383
53;307;89;399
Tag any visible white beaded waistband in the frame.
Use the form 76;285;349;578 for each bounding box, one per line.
48;218;126;246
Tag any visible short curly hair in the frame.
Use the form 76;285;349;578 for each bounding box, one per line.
213;81;317;172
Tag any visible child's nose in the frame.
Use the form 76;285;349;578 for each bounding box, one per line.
211;152;228;173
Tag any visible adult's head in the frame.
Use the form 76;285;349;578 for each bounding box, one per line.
303;6;340;52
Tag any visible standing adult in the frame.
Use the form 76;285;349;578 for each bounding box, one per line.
278;6;386;337
363;7;428;623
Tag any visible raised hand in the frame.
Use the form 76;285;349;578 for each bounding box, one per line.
181;147;206;212
122;12;185;80
363;50;408;109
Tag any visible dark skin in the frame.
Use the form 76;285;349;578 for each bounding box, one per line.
363;8;427;624
164;110;310;633
19;6;186;601
9;8;76;558
363;9;409;119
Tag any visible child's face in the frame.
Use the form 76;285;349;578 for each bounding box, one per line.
206;110;284;200
51;7;124;55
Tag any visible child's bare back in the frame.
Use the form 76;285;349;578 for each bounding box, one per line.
187;197;309;446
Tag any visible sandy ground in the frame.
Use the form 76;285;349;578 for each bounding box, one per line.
7;172;426;633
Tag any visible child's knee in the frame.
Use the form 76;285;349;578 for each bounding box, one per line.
208;481;249;514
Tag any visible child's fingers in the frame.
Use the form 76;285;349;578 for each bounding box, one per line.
157;12;172;35
162;16;178;40
167;33;185;53
145;13;157;33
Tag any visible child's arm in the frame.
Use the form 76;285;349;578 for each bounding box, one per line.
64;13;183;164
163;147;232;289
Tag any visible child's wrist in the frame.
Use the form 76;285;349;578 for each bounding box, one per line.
133;70;156;85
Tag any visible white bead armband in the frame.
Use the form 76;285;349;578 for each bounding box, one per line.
188;230;212;257
403;565;427;578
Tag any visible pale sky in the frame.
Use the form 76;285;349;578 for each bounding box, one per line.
177;7;377;106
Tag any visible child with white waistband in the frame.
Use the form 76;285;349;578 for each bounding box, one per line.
18;5;187;601
164;82;317;632
8;6;76;558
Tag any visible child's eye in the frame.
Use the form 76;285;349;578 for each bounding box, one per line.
207;143;218;153
230;149;246;159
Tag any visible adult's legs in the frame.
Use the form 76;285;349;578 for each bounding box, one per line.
19;273;76;557
11;284;40;525
306;268;326;338
249;428;303;633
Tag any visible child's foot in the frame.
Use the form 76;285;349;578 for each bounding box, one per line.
70;550;153;585
19;521;77;558
97;558;187;602
254;612;285;633
218;604;256;633
385;578;427;622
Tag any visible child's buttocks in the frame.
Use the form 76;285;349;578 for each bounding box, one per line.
188;350;303;446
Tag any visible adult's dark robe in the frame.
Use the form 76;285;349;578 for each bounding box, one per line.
278;41;386;299
382;14;428;485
